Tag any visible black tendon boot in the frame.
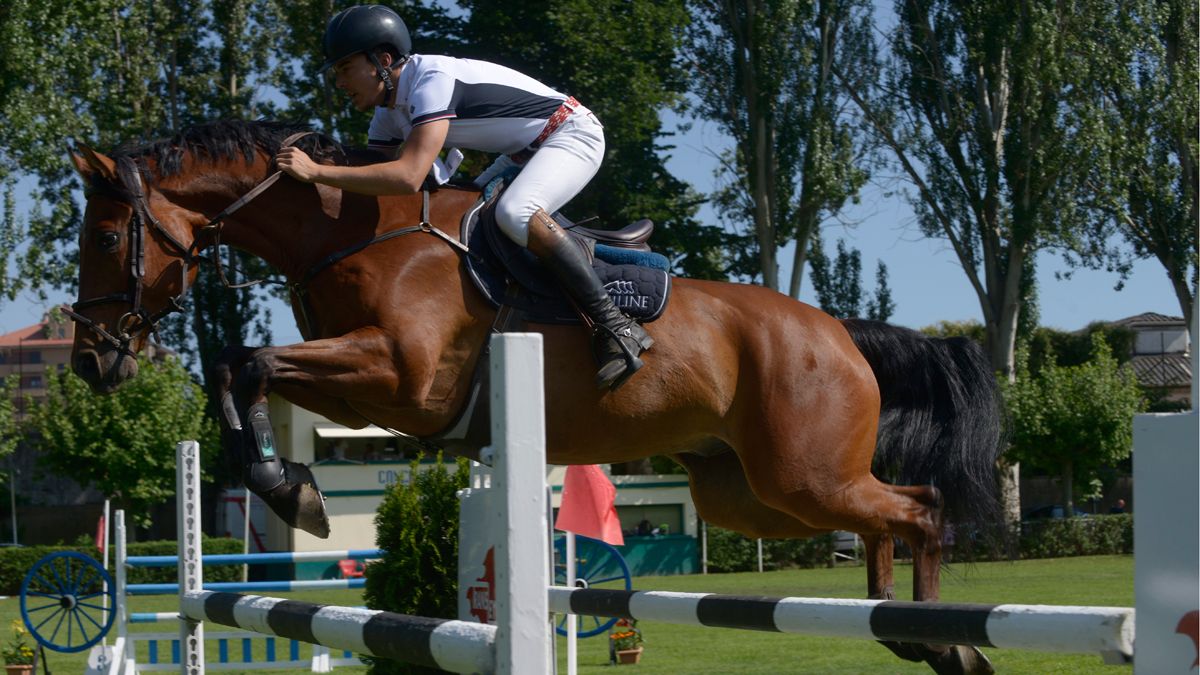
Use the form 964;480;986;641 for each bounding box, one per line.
239;400;331;538
526;209;653;390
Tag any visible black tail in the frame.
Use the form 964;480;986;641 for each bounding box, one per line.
841;319;1005;529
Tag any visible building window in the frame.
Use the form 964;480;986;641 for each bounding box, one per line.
21;375;42;389
0;351;7;365
23;350;41;365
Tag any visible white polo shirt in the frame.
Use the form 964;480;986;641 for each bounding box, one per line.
367;54;569;156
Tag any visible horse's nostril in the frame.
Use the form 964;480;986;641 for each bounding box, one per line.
74;352;101;382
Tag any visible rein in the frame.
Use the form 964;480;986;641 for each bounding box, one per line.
288;189;471;339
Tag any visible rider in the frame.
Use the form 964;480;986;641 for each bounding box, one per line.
276;4;653;391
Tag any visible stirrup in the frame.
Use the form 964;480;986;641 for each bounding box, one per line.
593;323;653;391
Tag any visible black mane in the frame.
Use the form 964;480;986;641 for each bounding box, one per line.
81;120;348;202
113;119;345;178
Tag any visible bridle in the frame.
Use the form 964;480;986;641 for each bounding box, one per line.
65;132;315;354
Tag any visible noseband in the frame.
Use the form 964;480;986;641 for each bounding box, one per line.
65;132;314;354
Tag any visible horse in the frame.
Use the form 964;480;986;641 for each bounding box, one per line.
68;120;1003;675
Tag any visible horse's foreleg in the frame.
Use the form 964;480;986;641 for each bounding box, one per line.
228;328;410;539
213;345;258;479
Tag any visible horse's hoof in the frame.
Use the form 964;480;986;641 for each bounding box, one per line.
924;645;994;675
261;460;331;538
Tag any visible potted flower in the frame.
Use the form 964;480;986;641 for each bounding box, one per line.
608;618;644;665
2;621;34;674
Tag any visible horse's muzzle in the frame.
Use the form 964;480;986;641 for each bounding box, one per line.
73;349;139;394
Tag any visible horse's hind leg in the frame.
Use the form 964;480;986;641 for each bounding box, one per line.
673;449;831;540
737;442;992;675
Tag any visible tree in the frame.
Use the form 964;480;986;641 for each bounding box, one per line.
0;376;19;461
807;230;895;320
453;0;722;277
28;357;220;528
1002;334;1144;515
1072;0;1197;329
686;0;876;291
845;0;1118;377
364;456;469;674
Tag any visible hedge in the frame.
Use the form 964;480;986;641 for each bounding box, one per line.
1018;513;1133;559
704;526;837;573
0;536;244;595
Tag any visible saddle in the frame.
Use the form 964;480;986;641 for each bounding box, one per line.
428;183;672;457
460;187;672;325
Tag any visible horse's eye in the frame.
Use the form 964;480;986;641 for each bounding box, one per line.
97;231;120;251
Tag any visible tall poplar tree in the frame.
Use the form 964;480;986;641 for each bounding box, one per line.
1072;0;1197;329
844;0;1119;378
686;0;876;292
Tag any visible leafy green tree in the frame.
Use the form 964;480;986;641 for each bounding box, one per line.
686;0;876;291
1070;0;1197;329
807;230;894;320
865;260;894;322
845;0;1118;377
1002;334;1144;515
0;376;19;461
28;357;219;528
920;319;987;342
454;0;719;277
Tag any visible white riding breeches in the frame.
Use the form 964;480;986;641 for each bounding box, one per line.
482;110;605;247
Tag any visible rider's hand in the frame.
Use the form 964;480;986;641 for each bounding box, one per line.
276;147;321;183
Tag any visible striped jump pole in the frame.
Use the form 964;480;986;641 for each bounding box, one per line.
548;588;1136;665
176;333;552;674
182;591;496;673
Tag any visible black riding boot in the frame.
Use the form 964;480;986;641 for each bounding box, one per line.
526;209;653;390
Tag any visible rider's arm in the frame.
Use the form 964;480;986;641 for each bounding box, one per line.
277;119;449;195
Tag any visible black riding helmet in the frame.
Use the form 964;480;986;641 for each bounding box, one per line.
318;5;412;89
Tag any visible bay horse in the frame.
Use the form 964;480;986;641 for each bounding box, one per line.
68;120;1002;674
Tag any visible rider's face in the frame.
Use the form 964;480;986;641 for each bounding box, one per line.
332;53;389;112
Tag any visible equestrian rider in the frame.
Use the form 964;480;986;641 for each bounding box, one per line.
276;4;653;391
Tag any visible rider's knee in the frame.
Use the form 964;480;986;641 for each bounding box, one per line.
494;198;536;247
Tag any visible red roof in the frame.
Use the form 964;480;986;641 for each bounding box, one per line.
0;308;74;347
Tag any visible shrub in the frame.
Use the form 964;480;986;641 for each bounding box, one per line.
364;455;469;675
704;525;836;572
0;537;243;595
1019;514;1133;559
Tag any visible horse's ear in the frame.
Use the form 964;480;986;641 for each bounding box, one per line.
70;144;118;183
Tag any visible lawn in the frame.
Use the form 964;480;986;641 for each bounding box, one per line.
0;555;1133;674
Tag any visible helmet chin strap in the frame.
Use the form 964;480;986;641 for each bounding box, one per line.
368;52;406;94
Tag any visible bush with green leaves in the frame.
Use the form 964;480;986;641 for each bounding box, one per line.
0;537;242;595
363;456;469;675
1019;514;1133;559
704;525;836;572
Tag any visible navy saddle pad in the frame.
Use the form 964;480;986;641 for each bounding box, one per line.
459;197;671;325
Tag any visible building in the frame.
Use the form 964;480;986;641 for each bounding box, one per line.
229;395;700;578
1108;312;1192;408
0;309;75;417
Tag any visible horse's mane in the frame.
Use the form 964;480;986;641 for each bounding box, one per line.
85;120;347;200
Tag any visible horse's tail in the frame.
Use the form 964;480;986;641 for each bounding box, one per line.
840;319;1005;530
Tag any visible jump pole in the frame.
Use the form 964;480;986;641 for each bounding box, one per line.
177;333;552;674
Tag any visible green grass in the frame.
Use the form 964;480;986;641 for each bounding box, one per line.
1;555;1132;674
